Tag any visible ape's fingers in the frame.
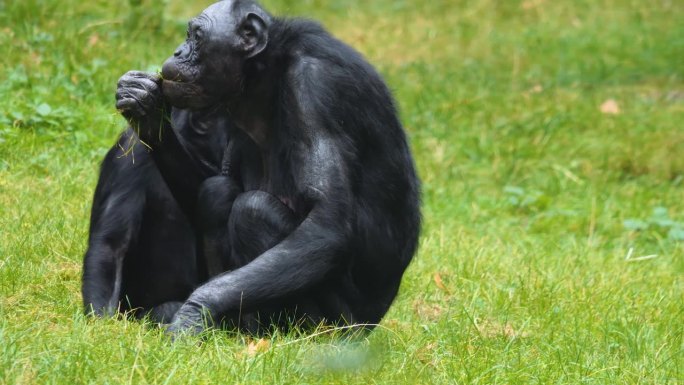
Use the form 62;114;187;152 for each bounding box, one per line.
123;70;162;84
117;76;160;93
116;87;159;114
116;98;146;118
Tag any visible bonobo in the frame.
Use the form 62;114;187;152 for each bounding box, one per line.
87;0;421;335
81;112;231;322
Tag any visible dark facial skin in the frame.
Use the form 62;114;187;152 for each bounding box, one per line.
96;0;421;338
161;0;268;111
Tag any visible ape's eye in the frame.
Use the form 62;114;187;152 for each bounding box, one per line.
195;28;203;40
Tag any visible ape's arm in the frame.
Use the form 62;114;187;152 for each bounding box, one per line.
168;130;352;333
115;71;216;220
168;201;347;333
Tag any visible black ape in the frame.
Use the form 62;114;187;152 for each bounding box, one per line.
82;108;230;322
108;0;421;336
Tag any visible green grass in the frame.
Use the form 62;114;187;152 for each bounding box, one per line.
1;0;682;383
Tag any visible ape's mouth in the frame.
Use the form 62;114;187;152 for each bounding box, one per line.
160;62;187;84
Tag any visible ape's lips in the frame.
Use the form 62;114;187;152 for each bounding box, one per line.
160;61;184;83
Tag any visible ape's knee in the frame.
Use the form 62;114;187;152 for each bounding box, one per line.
229;191;298;260
197;176;240;229
230;191;295;229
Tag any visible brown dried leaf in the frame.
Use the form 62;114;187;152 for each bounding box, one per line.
530;84;543;93
600;99;620;115
88;34;100;47
433;272;448;292
246;338;270;356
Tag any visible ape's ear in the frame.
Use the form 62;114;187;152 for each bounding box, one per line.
239;12;268;58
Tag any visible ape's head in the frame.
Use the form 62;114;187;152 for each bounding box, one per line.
161;0;270;110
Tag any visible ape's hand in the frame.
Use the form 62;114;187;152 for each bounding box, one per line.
165;300;212;339
115;71;165;124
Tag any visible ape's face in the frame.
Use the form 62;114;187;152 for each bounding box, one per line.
160;1;268;110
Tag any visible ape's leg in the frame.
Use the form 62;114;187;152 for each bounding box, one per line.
84;139;200;322
227;192;359;332
196;176;241;279
225;190;302;332
228;190;298;267
82;244;129;316
170;190;362;335
82;191;143;317
168;190;301;334
119;176;200;321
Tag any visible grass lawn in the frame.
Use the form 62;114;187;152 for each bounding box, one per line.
1;0;682;383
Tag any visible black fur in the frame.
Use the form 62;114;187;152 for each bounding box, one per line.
83;0;420;336
82;110;230;322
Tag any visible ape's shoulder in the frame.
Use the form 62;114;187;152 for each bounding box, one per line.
271;17;369;71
